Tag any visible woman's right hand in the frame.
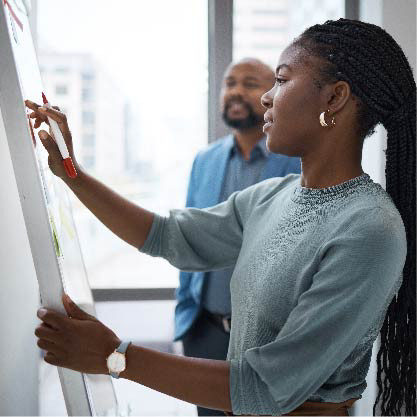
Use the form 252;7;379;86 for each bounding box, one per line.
25;100;81;181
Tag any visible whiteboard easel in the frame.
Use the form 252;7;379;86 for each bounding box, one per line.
0;1;118;415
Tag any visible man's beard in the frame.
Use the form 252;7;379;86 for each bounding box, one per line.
222;101;263;130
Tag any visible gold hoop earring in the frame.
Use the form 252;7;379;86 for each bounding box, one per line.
319;109;336;127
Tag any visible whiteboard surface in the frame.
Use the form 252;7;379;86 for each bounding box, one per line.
0;1;118;415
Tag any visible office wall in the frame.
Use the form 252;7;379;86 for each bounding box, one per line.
0;109;39;415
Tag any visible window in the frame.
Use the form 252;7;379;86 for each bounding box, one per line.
251;26;286;32
82;87;94;102
38;0;208;291
233;0;345;68
81;71;95;81
55;84;68;95
83;155;95;169
83;134;95;147
82;111;95;125
252;9;286;15
54;66;69;73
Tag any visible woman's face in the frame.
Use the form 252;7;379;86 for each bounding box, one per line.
261;45;327;157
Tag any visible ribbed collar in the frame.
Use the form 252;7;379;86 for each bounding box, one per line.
291;173;372;205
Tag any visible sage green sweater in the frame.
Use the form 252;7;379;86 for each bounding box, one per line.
139;173;406;415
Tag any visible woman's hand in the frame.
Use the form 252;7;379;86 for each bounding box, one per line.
25;100;81;181
35;294;121;374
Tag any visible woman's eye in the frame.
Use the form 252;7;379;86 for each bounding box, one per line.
275;77;286;85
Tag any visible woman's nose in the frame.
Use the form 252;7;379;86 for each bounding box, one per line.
261;90;273;109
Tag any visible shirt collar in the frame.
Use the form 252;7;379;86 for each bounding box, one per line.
230;135;269;160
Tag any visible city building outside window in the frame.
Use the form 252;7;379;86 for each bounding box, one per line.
233;0;344;68
83;133;95;147
38;0;208;291
82;110;95;125
55;84;68;95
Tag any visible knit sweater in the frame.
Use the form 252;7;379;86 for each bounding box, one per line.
139;173;407;415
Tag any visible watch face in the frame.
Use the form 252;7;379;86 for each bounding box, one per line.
107;352;126;373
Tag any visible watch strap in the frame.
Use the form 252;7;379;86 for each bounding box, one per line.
116;341;131;354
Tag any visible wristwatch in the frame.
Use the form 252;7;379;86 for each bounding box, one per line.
106;341;131;379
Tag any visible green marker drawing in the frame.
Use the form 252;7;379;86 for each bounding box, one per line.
50;215;62;257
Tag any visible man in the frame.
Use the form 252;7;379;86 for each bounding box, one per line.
175;58;301;416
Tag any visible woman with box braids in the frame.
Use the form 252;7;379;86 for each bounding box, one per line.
293;19;416;416
28;16;415;417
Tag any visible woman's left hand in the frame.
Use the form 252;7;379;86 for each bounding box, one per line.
35;294;121;374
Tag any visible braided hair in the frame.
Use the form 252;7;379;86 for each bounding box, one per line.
292;19;416;416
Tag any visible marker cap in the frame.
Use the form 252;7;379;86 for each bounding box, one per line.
63;158;77;179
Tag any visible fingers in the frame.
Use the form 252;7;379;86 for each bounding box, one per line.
26;101;49;128
25;99;41;112
25;99;60;115
34;116;46;129
62;293;97;321
35;322;59;342
25;100;64;129
37;106;68;131
44;352;60;366
38;130;61;159
37;308;68;330
26;100;74;164
37;338;62;355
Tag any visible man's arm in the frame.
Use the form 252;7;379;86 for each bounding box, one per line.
26;100;154;248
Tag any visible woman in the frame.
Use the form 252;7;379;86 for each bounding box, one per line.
28;19;415;416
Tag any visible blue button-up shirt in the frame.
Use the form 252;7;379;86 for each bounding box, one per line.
201;136;270;314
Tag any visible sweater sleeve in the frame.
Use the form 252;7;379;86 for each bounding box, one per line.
139;191;244;272
229;207;407;415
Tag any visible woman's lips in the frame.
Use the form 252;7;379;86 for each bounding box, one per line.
263;121;273;132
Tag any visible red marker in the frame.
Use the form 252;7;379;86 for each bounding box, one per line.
41;93;77;178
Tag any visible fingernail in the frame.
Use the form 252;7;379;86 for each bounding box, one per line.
39;131;48;140
37;308;47;318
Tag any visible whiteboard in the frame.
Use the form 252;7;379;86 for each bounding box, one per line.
0;1;118;415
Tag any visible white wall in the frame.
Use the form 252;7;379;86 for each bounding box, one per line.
383;0;416;77
0;109;39;415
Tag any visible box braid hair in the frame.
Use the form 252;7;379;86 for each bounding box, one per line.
292;19;416;416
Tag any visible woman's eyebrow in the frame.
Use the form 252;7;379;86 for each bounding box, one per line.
276;64;291;74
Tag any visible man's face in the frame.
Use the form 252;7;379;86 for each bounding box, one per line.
220;62;274;130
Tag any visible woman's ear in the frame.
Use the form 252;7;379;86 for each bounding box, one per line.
327;81;352;114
